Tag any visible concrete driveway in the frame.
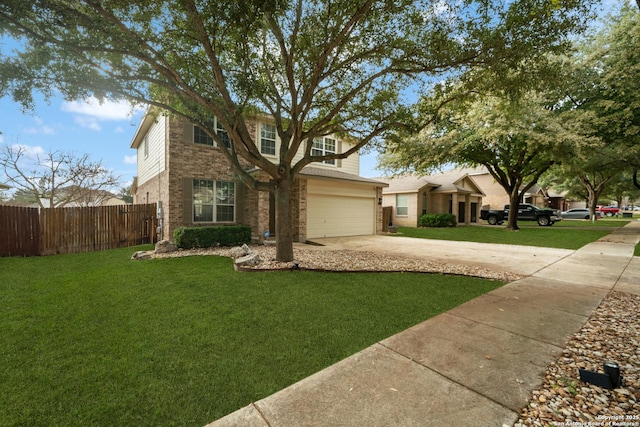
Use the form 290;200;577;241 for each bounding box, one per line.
306;235;574;276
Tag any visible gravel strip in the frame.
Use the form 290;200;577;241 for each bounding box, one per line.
151;244;523;282
516;290;640;427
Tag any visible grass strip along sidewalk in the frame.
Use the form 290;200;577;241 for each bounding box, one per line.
1;246;502;427
397;222;626;250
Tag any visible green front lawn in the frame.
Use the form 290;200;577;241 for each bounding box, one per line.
1;246;503;426
522;219;630;228
397;224;616;250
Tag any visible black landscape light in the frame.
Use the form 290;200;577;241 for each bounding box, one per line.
579;362;623;389
603;362;622;388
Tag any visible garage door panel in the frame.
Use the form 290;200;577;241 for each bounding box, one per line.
307;194;374;238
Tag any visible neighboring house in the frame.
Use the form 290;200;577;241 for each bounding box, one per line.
0;183;9;204
37;188;127;208
454;166;563;210
60;187;128;207
129;111;387;242
97;195;129;206
381;170;485;227
544;189;570;211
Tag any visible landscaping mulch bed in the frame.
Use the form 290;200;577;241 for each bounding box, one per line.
516;291;640;426
151;244;524;282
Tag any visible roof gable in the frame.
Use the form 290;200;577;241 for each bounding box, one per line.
381;171;484;196
380;175;440;194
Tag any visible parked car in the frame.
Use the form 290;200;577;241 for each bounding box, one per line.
561;208;602;220
480;203;562;226
596;206;620;217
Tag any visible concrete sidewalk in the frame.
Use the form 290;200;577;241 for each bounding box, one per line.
207;222;640;427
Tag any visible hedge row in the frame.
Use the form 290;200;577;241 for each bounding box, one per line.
173;226;252;249
418;213;457;228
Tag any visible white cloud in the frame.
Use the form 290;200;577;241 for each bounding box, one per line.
74;116;102;131
10;143;46;157
21;117;57;135
114;126;124;133
61;97;145;131
62;97;143;120
123;154;137;165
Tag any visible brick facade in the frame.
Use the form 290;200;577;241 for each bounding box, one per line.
134;115;258;241
133;113;384;243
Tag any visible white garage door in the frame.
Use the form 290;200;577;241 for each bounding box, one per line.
307;181;376;238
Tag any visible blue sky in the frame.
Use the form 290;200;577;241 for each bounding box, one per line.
0;0;623;192
0;94;382;192
0;94;146;190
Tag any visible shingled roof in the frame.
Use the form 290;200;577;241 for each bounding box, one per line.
380;169;484;196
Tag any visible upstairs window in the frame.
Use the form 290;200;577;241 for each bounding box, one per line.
260;123;276;155
216;120;232;149
143;135;149;158
194;119;215;146
194;118;231;148
312;137;336;165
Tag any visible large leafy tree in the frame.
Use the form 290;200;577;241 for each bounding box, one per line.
546;156;640;218
0;0;594;260
381;91;581;229
604;172;640;210
558;4;640;189
540;4;640;217
596;4;640;186
545;147;622;219
544;102;629;218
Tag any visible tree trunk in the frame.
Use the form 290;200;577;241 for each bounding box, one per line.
506;189;521;231
586;186;599;222
579;175;608;222
274;175;295;262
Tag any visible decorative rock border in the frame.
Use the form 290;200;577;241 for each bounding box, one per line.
147;243;523;282
516;291;639;426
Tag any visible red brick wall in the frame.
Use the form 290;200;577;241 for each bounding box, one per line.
164;115;261;241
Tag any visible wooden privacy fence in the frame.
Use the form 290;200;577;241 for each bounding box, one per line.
0;205;40;257
0;204;158;257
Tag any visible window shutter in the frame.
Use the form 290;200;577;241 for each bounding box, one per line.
183;122;194;144
235;181;244;224
337;140;343;167
182;178;193;224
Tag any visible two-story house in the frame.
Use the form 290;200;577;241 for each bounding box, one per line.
130;110;387;243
